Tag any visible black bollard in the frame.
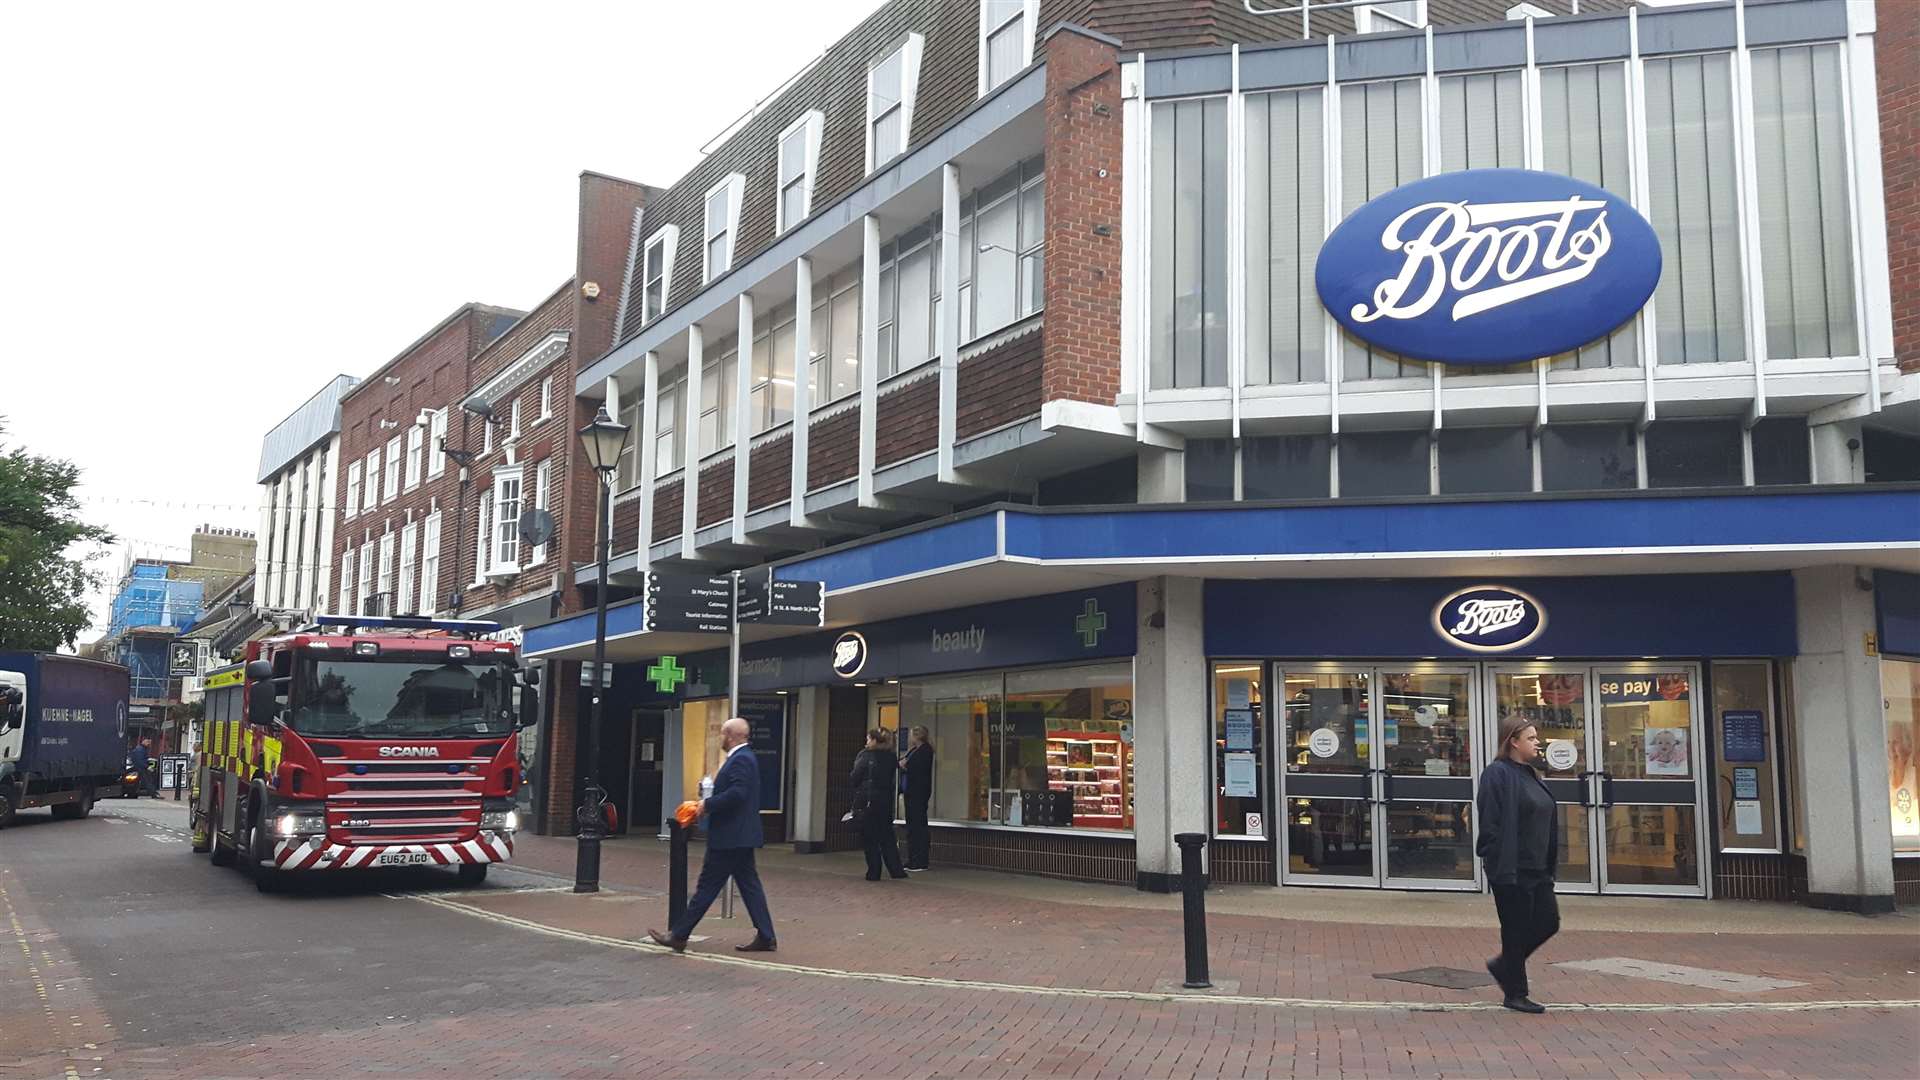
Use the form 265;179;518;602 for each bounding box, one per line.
667;819;689;929
1174;832;1211;989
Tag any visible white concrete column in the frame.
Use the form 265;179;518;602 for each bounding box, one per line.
938;163;960;482
297;450;324;611
1131;576;1209;890
733;292;755;541
682;325;703;557
658;706;684;841
1138;446;1185;503
315;440;339;616
1791;565;1897;912
789;257;815;525
1810;419;1866;484
857;214;880;507
637;352;660;570
788;686;832;851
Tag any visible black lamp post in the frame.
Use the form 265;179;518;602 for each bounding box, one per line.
574;405;630;893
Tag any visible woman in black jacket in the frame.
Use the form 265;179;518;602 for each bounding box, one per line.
898;726;934;871
851;729;908;881
1476;714;1561;1014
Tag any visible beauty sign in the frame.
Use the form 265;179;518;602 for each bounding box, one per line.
1316;169;1662;365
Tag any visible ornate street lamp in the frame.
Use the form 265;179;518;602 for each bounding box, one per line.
574;406;630;893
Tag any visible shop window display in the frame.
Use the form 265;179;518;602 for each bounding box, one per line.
1885;659;1920;851
1212;663;1265;837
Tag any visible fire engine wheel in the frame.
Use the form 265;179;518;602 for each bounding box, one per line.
456;863;489;886
249;817;284;893
209;796;235;866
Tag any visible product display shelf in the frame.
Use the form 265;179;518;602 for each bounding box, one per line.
1046;730;1129;829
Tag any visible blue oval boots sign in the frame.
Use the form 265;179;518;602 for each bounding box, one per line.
1433;585;1546;653
1316;169;1662;365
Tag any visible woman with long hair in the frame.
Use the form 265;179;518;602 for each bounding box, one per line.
1476;714;1561;1014
850;728;908;881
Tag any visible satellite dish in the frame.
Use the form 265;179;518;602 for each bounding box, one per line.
518;508;556;549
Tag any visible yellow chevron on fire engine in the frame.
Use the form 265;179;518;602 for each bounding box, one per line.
262;736;282;780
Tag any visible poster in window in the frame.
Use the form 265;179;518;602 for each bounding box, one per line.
1720;710;1766;763
1644;727;1688;777
1224;709;1254;751
1223;752;1257;798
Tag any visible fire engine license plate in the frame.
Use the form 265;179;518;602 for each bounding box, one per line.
374;851;433;867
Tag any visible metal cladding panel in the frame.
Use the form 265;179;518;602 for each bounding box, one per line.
1238;42;1328;92
1745;0;1849;47
1533;15;1631;65
999;490;1920;562
1334;33;1426;82
775;513;1000;593
1203;574;1798;659
1;653;130;779
1430;24;1526;74
1144;51;1233;98
258;375;356;483
1636;4;1738;57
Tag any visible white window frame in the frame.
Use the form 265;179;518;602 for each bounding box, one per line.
397;521;418;615
530;458;552;565
376;531;395;610
866;33;926;173
482;417;494;457
473;491;493;585
978;0;1038;97
641;225;677;326
776;111;825;235
404;423;424;490
338;546;354;614
539;376;553;421
357;544;375;616
703;173;745;285
419;512;442;616
383;435;402;503
492;466;522;575
509;398;522;440
427;408;448;477
655;378;684;479
363;449;381;513
345;461;362;520
1356;1;1427;33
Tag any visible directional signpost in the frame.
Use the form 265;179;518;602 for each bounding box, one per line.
734;568;826;627
640;568;826;715
643;572;734;634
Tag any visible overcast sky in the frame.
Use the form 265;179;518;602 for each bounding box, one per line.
0;0;877;641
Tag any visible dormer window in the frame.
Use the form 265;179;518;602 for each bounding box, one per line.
704;174;744;284
867;34;924;172
1356;1;1426;33
777;111;823;235
980;0;1036;95
641;226;677;325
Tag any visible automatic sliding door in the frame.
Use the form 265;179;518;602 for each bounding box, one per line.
1277;668;1376;884
1492;668;1600;892
1378;669;1477;889
1596;668;1706;895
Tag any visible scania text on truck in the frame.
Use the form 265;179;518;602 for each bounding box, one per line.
191;615;538;891
0;653;133;827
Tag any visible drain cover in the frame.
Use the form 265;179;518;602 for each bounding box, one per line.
1374;966;1497;990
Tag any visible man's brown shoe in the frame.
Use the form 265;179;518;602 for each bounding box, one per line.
734;936;777;953
647;929;687;953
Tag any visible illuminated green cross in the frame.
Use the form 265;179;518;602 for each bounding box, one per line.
647;655;687;694
1075;599;1107;648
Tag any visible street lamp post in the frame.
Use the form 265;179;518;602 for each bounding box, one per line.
574;405;631;894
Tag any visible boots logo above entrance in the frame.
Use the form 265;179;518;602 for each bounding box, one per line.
1315;169;1661;365
831;631;869;679
1432;586;1546;653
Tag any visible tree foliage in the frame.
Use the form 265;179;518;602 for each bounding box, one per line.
0;420;113;652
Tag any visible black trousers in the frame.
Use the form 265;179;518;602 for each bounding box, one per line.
671;846;776;943
1491;872;1560;997
904;794;930;869
861;811;906;880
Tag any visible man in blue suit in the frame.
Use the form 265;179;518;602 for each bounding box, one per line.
649;717;777;953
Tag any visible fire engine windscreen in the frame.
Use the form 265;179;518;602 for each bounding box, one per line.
291;657;515;738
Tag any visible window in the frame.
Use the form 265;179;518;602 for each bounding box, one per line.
1540;63;1638;371
1645;54;1744;364
776;111;822;235
1751;45;1858;360
1438;428;1532;495
494;469;522;571
640;227;676;326
700;343;738;455
1213;662;1266;837
338;546;354;614
1886;659;1920;851
1645;419;1742;488
376;532;395;610
808;270;863;407
1356;1;1426;33
877;223;940;377
749;303;798;434
363;449;380;512
1184;438;1235;501
397;521;418;616
540;376;553;421
867;35;922;172
509;398;521;440
428;409;448;476
1752;417;1812;485
703;176;742;284
345;461;363;520
1339;430;1430;497
405;423;424;489
1340;79;1425;381
419;512;442;616
655;380;684;478
615;396;644;491
357;544;374;616
1150;97;1229;389
956;157;1046;347
1540;424;1636;491
1244;435;1331;500
1246;89;1327;384
980;0;1033;95
531;459;552;564
482;417;493;457
474;491;493;583
1711;661;1782;853
383;436;401;502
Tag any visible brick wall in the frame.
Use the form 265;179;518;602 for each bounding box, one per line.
652;479;684;544
1882;0;1920;373
696;458;735;528
807;407;862;490
1040;26;1123;406
611;496;640;558
544;663;579;832
875;374;940;465
958;327;1045;439
748;436;793;511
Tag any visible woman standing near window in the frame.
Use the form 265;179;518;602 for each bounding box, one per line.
899;726;934;871
1476;715;1560;1014
851;729;907;882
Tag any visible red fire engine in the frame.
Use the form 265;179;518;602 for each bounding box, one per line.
190;615;537;892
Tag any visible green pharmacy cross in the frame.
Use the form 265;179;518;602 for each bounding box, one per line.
1075;599;1108;648
647;655;687;694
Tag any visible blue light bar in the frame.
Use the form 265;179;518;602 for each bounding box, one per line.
303;614;506;638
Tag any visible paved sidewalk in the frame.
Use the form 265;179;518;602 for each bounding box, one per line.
490;832;1920;1011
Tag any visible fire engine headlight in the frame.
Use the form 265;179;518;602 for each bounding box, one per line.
274;811;327;837
480;809;518;832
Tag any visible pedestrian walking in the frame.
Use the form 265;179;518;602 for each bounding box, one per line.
648;717;778;954
899;726;934;871
1477;715;1560;1014
851;728;907;881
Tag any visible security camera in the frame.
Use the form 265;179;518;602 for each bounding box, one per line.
416;409;434;428
461;394;494;419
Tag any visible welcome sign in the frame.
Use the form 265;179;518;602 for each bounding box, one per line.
1315;169;1662;365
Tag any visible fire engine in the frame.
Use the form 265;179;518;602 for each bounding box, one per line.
190;615;537;892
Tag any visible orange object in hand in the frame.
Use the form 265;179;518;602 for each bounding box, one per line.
674;800;703;827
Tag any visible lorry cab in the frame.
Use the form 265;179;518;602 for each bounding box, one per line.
191;615;537;890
